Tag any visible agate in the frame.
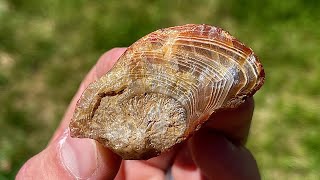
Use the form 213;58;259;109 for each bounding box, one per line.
69;24;265;159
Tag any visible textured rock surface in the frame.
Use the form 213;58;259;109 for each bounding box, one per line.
69;24;265;159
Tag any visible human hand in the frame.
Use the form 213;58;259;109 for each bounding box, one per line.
16;48;260;180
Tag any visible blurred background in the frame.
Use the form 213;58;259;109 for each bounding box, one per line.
0;0;319;179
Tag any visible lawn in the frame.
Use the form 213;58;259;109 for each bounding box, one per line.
0;0;319;179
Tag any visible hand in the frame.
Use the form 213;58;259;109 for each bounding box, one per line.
16;48;260;180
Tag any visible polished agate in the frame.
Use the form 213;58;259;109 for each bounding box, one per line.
69;24;265;159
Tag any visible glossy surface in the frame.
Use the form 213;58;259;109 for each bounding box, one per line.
69;24;265;159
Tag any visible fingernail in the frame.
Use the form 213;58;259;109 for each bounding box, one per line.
59;129;97;179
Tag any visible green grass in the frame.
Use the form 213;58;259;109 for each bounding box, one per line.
0;0;319;179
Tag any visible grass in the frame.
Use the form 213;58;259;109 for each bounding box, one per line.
0;0;319;179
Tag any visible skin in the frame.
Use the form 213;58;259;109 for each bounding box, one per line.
16;48;261;180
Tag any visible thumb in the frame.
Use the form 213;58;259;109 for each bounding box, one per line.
16;129;121;180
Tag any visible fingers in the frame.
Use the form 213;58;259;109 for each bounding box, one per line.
17;48;127;180
141;149;177;171
189;130;260;180
171;144;204;180
17;130;121;179
172;98;259;179
114;147;180;179
172;132;260;180
115;160;166;180
205;97;255;145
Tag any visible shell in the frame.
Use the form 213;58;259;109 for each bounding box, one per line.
69;24;265;159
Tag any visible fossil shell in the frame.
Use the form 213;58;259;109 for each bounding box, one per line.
69;24;265;159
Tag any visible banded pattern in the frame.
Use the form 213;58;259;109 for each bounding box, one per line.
70;24;265;159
